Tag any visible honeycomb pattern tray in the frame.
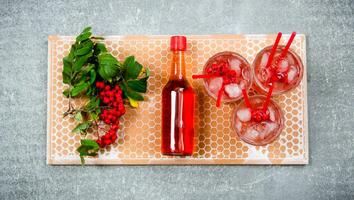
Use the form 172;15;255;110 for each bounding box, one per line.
47;34;308;165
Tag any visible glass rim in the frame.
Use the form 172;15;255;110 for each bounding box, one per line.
231;95;285;146
202;51;253;103
251;45;304;96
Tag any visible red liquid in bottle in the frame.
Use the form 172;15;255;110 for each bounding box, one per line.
161;36;195;156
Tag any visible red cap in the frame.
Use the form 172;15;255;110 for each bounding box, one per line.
170;36;187;51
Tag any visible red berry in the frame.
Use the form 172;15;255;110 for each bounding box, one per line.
102;134;109;140
103;97;110;104
112;125;119;130
103;139;111;145
105;85;111;91
96;82;103;89
262;113;270;121
96;139;104;148
111;134;117;141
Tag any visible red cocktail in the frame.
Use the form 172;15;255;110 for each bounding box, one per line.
193;51;252;107
252;45;303;95
232;95;284;146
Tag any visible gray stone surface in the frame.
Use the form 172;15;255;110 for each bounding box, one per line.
0;0;353;199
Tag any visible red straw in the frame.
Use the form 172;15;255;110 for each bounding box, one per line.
262;84;274;111
262;32;297;111
192;74;216;79
216;83;225;107
260;33;282;112
280;32;296;59
265;32;282;69
241;89;252;109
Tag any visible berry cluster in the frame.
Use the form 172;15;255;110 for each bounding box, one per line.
267;57;290;84
251;109;270;122
95;81;126;148
206;61;238;84
96;124;119;148
96;82;126;124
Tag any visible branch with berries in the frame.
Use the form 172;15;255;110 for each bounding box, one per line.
61;27;150;164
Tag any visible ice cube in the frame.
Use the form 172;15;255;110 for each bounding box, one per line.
253;122;267;133
259;67;271;82
229;59;241;75
278;59;289;72
225;83;242;98
286;53;295;65
287;66;298;83
259;128;267;140
235;120;242;131
244;128;260;140
260;52;270;67
236;108;252;122
268;107;276;122
253;121;278;138
208;77;223;95
239;80;247;90
266;122;278;133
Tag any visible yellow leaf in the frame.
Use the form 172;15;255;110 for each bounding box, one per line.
128;97;139;108
138;67;146;77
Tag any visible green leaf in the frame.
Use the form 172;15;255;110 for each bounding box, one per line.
98;66;109;80
127;79;147;93
85;97;100;111
81;139;99;148
76;27;92;42
76;32;91;42
77;139;99;155
126;88;144;101
72;73;87;87
63;88;70;97
98;53;120;80
120;81;144;101
103;64;119;78
82;27;92;33
67;46;76;61
98;52;118;65
83;63;95;73
94;43;107;54
89;112;99;121
123;56;135;69
73;52;93;71
71;82;89;97
124;56;143;80
75;40;93;56
89;69;96;84
62;57;72;84
63;57;72;73
145;67;151;77
119;82;128;99
74;111;83;122
127;91;144;101
62;73;71;84
72;122;91;133
76;139;99;165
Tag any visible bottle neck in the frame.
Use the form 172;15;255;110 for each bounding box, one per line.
169;51;186;80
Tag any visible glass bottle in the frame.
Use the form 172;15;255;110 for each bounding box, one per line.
161;36;195;156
